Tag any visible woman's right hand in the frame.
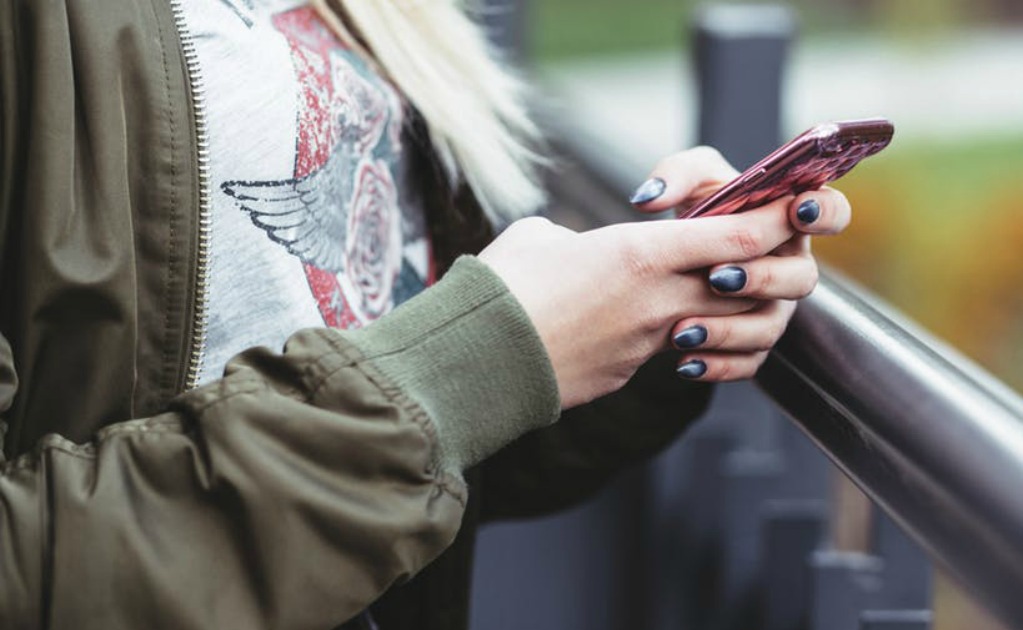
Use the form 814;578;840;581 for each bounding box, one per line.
478;199;800;409
478;146;850;410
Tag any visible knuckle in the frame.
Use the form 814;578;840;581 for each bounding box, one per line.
752;351;771;373
800;261;820;297
638;305;667;337
714;360;737;382
714;320;735;350
754;264;775;296
692;145;724;163
692;146;736;178
617;236;658;279
764;318;789;348
727;356;762;381
606;372;632;396
503;216;543;239
613;351;648;386
515;215;552;232
730;226;763;260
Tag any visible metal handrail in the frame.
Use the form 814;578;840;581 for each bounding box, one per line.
757;272;1023;629
525;1;1023;623
548;137;1023;627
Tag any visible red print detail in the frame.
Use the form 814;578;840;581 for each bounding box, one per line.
271;7;399;330
273;9;336;180
346;160;402;318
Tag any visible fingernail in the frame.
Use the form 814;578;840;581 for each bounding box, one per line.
797;199;821;224
673;325;708;349
676;359;708;380
629;177;666;205
709;266;747;293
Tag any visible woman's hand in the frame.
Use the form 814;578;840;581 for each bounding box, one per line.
665;229;821;382
629;147;851;383
478;147;850;409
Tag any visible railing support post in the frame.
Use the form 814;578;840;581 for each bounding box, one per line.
810;551;885;630
860;610;933;630
762;502;827;630
692;4;796;168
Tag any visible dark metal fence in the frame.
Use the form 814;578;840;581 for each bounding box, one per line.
760;273;1023;629
471;3;1023;630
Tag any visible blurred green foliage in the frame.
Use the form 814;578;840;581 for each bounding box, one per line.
528;0;1017;60
528;0;684;61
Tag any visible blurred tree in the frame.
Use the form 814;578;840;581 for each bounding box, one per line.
863;0;1023;30
868;0;972;34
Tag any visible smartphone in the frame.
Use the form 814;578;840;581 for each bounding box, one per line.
678;118;895;219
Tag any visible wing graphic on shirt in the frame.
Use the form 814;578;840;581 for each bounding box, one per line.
221;149;351;273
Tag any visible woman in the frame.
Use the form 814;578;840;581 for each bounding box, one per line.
0;1;848;628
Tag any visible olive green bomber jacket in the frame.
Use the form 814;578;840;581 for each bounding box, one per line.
0;1;712;628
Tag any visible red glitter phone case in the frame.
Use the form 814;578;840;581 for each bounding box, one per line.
679;118;895;219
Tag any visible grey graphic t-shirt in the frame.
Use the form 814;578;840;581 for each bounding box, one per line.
180;0;433;385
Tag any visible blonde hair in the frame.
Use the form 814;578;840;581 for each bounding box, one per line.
311;0;546;223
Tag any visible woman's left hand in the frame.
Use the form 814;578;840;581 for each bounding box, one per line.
629;146;852;381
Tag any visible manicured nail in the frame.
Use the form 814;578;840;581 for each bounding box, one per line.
797;198;821;224
676;359;708;380
673;325;708;349
629;177;666;205
709;266;747;293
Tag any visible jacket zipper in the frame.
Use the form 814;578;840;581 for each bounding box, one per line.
170;0;213;390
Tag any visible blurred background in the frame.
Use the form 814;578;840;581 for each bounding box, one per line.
530;0;1023;395
471;2;1023;629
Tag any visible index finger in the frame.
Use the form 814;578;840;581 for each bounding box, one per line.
623;196;798;271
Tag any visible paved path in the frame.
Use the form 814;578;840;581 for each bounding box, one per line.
539;28;1023;184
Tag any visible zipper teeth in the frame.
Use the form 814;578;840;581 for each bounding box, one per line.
171;0;213;390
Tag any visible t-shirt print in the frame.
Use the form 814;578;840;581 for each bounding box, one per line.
182;0;433;385
223;7;429;328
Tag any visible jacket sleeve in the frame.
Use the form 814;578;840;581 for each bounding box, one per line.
479;351;714;522
0;257;560;630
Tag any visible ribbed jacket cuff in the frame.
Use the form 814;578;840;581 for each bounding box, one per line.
337;256;560;475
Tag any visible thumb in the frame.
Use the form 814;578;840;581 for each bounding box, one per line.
629;146;740;214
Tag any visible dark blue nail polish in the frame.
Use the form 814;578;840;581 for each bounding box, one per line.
676;359;707;380
629;177;666;205
709;266;747;293
673;325;708;349
797;199;821;224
